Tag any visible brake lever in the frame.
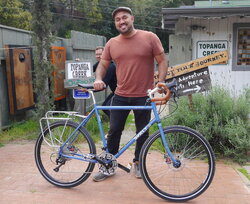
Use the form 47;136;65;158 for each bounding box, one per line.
170;87;179;103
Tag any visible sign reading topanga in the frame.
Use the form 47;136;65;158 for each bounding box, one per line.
197;41;228;58
66;61;91;79
166;50;228;80
64;60;94;89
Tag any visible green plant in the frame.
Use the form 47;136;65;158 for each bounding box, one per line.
0;120;39;144
160;87;250;164
238;168;250;180
31;0;55;119
84;113;109;143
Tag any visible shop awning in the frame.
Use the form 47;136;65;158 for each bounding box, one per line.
162;6;250;30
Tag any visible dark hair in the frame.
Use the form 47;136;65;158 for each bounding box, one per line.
95;46;104;51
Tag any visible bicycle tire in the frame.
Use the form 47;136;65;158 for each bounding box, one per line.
139;125;215;202
35;121;96;188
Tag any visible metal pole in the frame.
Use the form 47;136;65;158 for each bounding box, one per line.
210;0;212;6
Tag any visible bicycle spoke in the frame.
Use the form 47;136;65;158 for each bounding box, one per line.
140;126;215;202
35;121;96;187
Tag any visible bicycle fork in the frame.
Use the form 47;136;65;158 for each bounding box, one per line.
152;103;181;168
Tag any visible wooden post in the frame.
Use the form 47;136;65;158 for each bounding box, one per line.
188;94;193;110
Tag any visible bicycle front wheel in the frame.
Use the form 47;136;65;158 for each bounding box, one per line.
35;121;96;188
140;125;215;202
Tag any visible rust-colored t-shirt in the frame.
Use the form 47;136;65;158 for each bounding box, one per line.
102;30;164;97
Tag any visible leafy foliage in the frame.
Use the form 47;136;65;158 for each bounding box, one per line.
31;0;55;119
0;0;196;50
50;0;195;50
0;120;39;143
0;0;32;30
161;87;250;164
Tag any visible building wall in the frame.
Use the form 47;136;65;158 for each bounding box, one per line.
168;34;192;67
0;24;106;130
69;30;107;112
195;0;250;7
172;16;250;96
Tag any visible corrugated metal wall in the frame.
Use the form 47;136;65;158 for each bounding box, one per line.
0;24;107;130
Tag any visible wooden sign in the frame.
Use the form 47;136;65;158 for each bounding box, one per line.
51;46;67;101
154;50;229;81
167;67;211;96
4;45;34;114
166;50;228;79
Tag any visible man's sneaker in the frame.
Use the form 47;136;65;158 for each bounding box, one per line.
92;172;113;182
133;162;142;179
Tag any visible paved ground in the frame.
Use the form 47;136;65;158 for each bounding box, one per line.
0;141;249;204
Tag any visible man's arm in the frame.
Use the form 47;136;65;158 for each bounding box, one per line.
155;52;168;82
94;59;111;90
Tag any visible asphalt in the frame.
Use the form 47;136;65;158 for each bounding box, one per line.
0;140;249;204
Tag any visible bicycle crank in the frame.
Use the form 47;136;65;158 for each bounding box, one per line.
96;152;118;175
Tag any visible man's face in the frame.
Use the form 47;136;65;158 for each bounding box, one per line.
95;48;103;61
114;11;134;35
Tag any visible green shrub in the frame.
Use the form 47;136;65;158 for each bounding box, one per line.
85;113;109;143
0;112;109;145
0;120;39;143
161;87;250;164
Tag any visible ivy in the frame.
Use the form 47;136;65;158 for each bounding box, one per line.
31;0;55;119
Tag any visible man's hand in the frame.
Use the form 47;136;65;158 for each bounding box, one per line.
93;79;106;90
156;82;166;94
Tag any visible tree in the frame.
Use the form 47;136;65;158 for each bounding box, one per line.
31;0;55;118
51;0;103;37
0;0;32;30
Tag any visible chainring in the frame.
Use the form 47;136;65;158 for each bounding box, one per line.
98;152;118;175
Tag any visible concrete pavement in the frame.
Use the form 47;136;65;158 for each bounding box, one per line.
0;141;249;204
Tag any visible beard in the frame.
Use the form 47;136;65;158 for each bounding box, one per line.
116;23;133;35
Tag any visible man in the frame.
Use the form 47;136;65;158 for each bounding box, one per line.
93;46;116;118
93;7;168;181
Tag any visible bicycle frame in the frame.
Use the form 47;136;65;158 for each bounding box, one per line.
59;90;178;165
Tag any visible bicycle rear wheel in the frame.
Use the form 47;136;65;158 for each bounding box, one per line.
140;125;215;202
35;121;96;188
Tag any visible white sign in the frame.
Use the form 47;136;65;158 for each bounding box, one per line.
197;41;228;58
66;61;92;79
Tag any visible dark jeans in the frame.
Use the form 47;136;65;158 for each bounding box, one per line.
107;94;151;162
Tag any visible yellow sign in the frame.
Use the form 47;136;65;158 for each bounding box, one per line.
155;50;229;81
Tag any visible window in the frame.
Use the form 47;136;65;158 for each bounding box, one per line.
233;23;250;71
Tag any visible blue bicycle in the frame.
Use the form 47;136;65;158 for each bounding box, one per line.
34;80;215;202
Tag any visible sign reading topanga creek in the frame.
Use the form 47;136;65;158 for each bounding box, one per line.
197;41;228;58
64;60;94;89
66;61;92;79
